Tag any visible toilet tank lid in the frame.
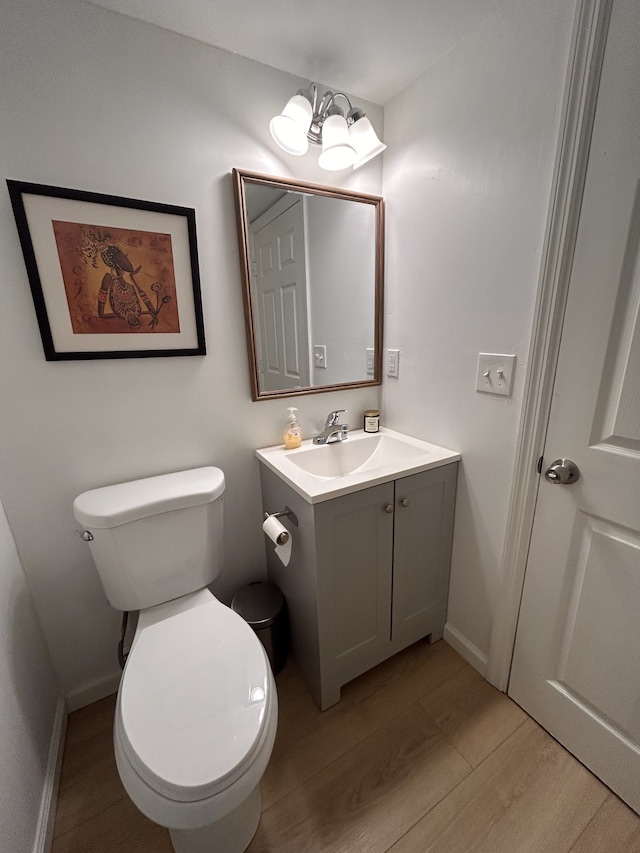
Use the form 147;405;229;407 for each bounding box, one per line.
73;467;225;529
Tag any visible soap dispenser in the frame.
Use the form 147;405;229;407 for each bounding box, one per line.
284;407;302;449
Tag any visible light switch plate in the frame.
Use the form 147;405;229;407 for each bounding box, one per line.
314;345;327;369
476;353;516;396
366;347;375;375
387;348;400;378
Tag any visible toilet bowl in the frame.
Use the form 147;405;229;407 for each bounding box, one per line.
73;468;277;853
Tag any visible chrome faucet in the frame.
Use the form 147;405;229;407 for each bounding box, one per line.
313;410;350;445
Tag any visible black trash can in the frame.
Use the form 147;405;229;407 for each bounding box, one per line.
231;582;289;675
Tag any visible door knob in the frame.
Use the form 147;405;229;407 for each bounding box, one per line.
384;504;394;514
544;458;580;485
400;497;410;508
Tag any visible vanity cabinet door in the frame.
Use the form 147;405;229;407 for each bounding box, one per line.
314;481;394;695
391;463;458;648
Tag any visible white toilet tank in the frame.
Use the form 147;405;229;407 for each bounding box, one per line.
73;467;225;612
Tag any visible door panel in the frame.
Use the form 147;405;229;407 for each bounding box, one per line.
251;197;310;390
591;183;640;455
509;0;640;812
392;465;457;647
314;482;394;685
557;513;640;741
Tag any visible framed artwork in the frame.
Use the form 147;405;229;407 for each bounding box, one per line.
6;181;206;360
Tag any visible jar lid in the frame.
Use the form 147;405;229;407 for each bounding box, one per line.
364;409;379;416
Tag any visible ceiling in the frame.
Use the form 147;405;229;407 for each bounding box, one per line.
85;0;504;105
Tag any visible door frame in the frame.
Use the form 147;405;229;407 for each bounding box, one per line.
487;0;613;690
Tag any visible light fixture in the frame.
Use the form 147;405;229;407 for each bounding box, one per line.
269;84;386;171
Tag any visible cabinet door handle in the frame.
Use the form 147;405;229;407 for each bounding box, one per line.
400;497;410;508
384;504;394;514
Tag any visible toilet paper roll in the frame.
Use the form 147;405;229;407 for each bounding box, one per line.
263;516;292;566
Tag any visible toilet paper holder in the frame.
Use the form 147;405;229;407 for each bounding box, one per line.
264;506;298;527
263;507;297;549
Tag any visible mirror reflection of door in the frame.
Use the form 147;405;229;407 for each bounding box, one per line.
250;195;310;392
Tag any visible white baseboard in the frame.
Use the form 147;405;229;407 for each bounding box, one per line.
65;672;121;712
33;697;67;853
444;622;489;679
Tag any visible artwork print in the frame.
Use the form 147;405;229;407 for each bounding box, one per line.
6;180;206;360
53;221;180;334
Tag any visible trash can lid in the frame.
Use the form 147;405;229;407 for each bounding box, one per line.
231;582;284;628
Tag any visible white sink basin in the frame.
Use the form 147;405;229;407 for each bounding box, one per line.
256;427;460;503
288;433;427;477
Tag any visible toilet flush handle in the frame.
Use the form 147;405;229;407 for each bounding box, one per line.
75;528;93;542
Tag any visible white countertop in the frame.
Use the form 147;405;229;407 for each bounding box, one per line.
255;427;460;503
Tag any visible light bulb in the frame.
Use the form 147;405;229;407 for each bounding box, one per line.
269;93;313;156
318;113;356;171
349;115;386;169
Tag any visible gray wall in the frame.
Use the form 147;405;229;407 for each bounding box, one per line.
0;494;60;852
383;0;577;666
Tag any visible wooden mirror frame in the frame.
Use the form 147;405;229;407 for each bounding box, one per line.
232;168;384;401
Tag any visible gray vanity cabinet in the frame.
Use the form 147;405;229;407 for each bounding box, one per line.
259;461;458;710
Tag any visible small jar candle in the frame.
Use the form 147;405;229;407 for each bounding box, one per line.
363;409;380;433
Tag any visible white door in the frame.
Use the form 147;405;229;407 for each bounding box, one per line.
250;196;310;392
509;0;640;812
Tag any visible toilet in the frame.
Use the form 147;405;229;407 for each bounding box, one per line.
73;467;277;853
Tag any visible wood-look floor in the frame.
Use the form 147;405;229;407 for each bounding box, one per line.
52;640;640;852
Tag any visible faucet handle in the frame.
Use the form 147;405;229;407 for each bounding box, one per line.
326;409;346;426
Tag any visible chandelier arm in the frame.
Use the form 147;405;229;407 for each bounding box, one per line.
307;83;319;114
316;90;336;119
305;85;356;126
304;90;337;146
332;92;354;113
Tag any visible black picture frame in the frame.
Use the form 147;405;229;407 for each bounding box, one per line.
7;181;206;360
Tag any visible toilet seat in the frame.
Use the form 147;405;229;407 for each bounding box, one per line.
117;596;272;804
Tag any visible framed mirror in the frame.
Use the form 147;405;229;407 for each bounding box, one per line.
232;169;384;400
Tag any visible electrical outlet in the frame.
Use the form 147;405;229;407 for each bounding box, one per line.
314;345;327;369
476;353;516;396
387;348;400;378
366;347;375;375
